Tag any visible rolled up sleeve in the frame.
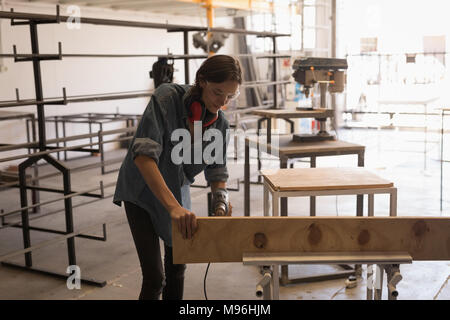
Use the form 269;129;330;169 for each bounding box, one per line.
204;165;229;182
131;96;165;164
131;138;162;163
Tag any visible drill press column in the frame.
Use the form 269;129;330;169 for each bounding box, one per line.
292;57;348;142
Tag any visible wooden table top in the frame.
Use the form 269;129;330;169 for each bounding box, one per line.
250;108;334;119
246;135;365;156
261;167;393;191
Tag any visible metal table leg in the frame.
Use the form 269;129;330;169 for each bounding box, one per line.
390;188;397;217
272;264;280;300
310;156;316;217
367;264;374;300
374;265;384;300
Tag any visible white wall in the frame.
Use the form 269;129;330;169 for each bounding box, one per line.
337;0;450;110
338;0;450;55
0;0;235;168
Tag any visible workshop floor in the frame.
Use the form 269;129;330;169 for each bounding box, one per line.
0;128;449;300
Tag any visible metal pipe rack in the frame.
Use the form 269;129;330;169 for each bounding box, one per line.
0;5;291;287
36;113;141;174
0;111;40;213
0;7;142;286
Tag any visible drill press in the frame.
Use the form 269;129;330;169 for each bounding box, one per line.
292;57;348;142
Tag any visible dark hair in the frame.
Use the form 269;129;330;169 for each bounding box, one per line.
188;55;242;99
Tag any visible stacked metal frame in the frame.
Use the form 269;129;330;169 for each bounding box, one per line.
0;5;291;286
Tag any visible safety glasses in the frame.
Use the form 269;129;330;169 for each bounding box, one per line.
207;81;240;101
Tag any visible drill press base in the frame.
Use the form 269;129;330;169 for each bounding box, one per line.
292;133;336;142
296;106;314;111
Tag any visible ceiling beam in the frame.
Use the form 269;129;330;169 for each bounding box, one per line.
177;0;273;13
111;1;194;10
17;0;251;18
85;0;152;7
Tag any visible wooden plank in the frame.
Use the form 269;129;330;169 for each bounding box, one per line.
261;167;393;191
172;217;450;264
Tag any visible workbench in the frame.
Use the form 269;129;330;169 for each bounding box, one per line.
244;135;366;217
173;216;450;300
261;167;397;218
260;167;398;287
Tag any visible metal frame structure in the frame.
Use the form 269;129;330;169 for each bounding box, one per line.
0;111;40;213
244;251;411;300
0;7;99;284
0;5;292;286
38;113;141;174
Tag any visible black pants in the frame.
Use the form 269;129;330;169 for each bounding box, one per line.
124;201;186;300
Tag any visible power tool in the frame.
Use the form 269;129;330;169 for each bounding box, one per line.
210;188;229;216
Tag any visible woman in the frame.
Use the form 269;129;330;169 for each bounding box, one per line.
113;55;242;300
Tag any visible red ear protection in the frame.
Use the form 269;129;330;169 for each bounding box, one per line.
188;101;219;128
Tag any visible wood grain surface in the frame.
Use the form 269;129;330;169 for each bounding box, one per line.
172;217;450;264
261;167;393;191
250;108;334;119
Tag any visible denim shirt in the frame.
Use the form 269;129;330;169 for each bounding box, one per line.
113;83;230;246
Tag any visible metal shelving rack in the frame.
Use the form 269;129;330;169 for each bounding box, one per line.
37;113;141;174
0;5;291;286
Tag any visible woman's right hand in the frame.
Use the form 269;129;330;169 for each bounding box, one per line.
170;206;197;240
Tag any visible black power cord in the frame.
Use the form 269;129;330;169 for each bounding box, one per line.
204;262;211;300
330;116;341;216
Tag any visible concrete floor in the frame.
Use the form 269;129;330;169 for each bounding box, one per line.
0;128;449;300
